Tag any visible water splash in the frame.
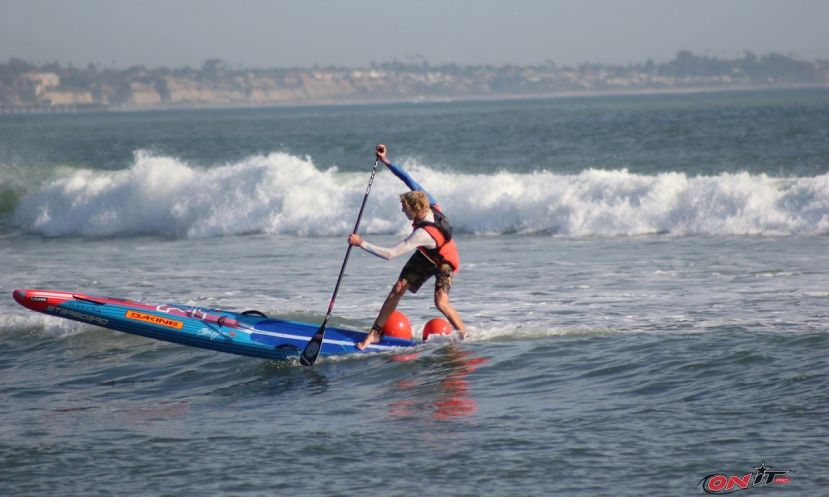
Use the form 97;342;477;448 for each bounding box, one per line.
9;151;829;238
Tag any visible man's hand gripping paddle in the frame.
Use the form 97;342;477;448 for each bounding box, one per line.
300;159;380;366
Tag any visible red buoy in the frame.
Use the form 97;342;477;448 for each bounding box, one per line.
382;311;412;340
422;317;453;341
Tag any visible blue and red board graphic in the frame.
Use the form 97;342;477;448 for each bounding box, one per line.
13;289;416;361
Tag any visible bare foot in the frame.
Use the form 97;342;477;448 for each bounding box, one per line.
356;329;382;350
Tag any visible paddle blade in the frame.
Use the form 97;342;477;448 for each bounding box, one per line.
300;324;326;366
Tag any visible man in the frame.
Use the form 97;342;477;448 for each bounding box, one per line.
349;144;466;349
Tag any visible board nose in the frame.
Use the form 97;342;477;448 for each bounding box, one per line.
12;289;72;312
12;289;28;306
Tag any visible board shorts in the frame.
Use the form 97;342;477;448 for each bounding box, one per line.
399;250;453;294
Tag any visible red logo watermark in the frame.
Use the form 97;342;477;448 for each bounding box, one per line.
699;462;791;494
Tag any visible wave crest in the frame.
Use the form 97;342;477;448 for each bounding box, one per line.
11;152;829;238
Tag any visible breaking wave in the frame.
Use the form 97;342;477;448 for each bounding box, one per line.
8;151;829;238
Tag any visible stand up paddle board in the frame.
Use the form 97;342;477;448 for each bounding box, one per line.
13;289;416;361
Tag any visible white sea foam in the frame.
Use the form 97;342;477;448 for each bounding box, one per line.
11;152;829;238
0;312;90;337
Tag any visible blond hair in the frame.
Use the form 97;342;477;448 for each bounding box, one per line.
400;191;431;216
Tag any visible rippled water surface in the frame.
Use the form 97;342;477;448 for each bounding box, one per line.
2;90;828;495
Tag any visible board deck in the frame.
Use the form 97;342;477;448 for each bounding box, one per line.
13;289;417;361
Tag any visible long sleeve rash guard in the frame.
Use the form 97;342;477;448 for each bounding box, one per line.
359;161;438;260
385;162;438;206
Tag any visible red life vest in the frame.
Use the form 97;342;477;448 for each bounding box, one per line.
413;205;460;273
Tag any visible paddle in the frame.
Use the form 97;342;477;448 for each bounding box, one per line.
300;159;380;366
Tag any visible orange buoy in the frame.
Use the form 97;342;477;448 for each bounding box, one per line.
422;317;453;341
382;310;412;340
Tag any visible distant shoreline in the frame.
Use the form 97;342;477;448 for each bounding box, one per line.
3;51;827;115
3;83;826;116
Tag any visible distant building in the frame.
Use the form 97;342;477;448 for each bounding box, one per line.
17;72;60;97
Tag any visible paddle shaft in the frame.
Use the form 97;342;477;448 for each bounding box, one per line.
323;159;379;319
300;160;379;365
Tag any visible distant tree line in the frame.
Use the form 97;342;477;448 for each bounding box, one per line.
658;51;825;83
1;51;827;110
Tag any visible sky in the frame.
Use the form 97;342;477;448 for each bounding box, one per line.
2;0;828;69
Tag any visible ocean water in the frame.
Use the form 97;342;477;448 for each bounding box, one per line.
1;90;828;496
